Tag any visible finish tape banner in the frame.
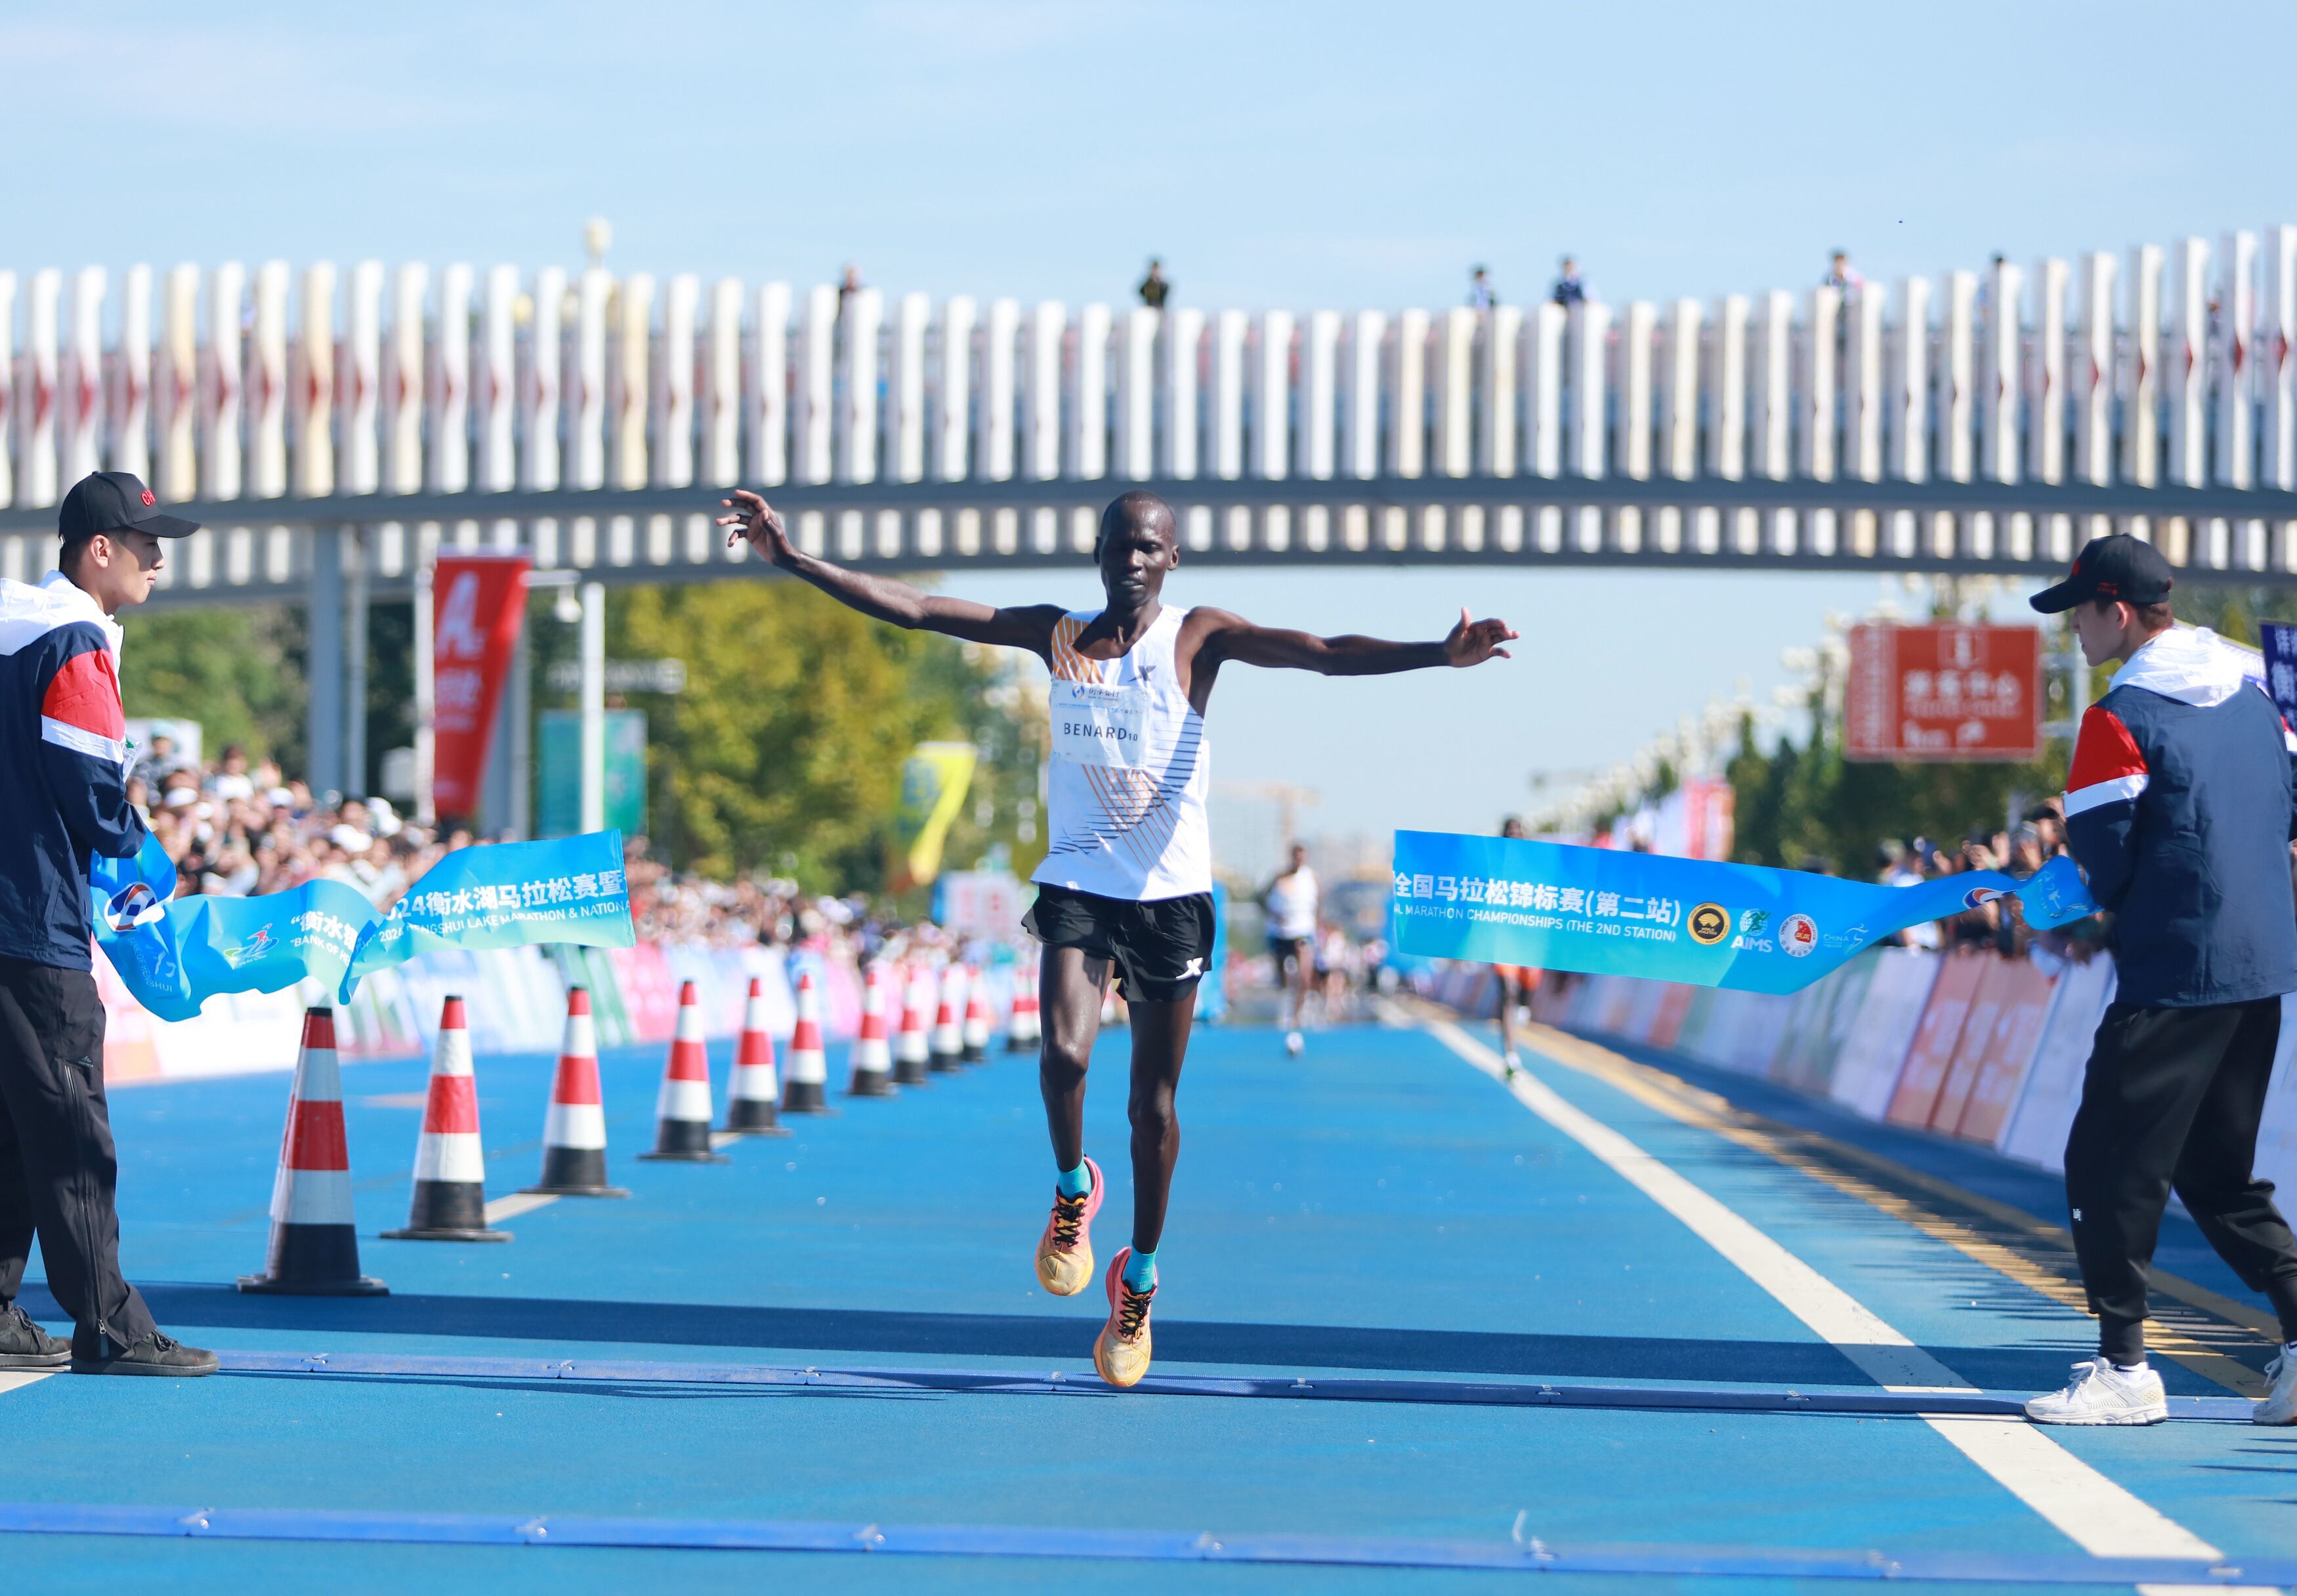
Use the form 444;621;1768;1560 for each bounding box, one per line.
1389;830;2096;995
91;831;635;1022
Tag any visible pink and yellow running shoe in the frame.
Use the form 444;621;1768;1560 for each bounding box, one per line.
1093;1247;1156;1389
1034;1155;1103;1297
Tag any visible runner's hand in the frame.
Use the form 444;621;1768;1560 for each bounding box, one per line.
716;490;796;566
1443;607;1517;667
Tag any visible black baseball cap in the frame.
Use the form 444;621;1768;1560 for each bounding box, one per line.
2028;534;2174;614
58;471;200;546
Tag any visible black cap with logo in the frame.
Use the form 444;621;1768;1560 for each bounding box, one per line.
58;471;201;547
2028;533;2175;615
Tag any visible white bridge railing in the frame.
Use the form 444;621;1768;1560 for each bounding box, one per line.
5;228;2297;600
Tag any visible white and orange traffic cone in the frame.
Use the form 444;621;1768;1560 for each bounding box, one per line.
961;965;992;1063
383;996;511;1242
640;980;726;1162
723;976;790;1135
1007;959;1041;1052
238;1007;388;1296
895;963;933;1087
930;963;965;1072
781;971;833;1113
847;963;895;1097
522;986;627;1197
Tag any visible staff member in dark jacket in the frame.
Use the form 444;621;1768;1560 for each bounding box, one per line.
2024;534;2297;1426
0;472;215;1376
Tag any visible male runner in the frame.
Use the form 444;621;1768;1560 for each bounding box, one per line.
1260;843;1318;1055
719;488;1515;1387
1491;815;1542;1076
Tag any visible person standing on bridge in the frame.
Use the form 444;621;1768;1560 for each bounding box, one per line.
1551;256;1586;308
0;472;217;1377
719;487;1515;1387
1137;259;1170;310
2022;534;2297;1427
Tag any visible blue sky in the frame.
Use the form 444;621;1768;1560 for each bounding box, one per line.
9;2;2294;855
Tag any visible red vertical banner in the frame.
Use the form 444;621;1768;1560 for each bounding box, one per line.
431;554;529;821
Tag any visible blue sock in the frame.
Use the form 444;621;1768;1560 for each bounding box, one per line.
1122;1248;1157;1290
1057;1162;1092;1199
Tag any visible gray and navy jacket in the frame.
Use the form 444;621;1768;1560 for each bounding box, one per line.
0;572;147;970
2063;625;2297;1009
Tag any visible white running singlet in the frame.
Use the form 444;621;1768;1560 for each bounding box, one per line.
1265;868;1318;939
1034;606;1212;901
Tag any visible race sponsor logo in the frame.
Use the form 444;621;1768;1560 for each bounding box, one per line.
1963;885;2006;909
1687;902;1731;946
221;924;278;969
1779;913;1818;957
104;880;164;933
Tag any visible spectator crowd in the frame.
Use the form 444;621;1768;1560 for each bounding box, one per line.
1864;798;2103;967
121;735;943;965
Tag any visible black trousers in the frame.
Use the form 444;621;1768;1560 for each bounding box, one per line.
0;958;156;1346
2065;995;2297;1363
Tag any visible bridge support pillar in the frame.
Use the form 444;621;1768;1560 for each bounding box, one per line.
345;533;369;800
480;624;531;839
579;580;605;833
306;526;343;800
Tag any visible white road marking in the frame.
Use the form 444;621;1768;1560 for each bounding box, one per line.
1423;1018;2232;1571
482;1192;558;1224
709;1131;744;1150
0;1371;56;1396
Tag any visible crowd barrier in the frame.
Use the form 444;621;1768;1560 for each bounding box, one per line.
95;940;1026;1086
1431;948;2297;1199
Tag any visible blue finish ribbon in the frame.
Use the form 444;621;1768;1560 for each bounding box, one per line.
1388;830;2096;995
90;831;636;1022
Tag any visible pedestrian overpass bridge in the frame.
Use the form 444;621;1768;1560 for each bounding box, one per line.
4;227;2297;607
6;231;2296;811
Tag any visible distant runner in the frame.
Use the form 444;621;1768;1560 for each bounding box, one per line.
719;488;1515;1387
1492;815;1542;1076
1261;843;1318;1055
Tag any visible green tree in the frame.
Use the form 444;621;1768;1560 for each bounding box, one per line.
596;579;1038;894
119;606;307;768
1725;659;2069;875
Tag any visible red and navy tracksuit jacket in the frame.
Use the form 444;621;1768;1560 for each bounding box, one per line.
2063;625;2297;1010
0;572;148;971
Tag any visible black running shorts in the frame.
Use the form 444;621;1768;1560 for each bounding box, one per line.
1023;883;1217;1003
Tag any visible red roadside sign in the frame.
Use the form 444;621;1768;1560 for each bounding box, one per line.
432;554;530;819
1845;623;2042;763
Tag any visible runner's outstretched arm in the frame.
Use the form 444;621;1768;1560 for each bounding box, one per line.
1195;606;1516;675
716;490;1059;653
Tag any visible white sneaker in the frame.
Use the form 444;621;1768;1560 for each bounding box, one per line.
2255;1351;2297;1425
1284;1029;1305;1056
2025;1356;2167;1425
1502;1049;1523;1077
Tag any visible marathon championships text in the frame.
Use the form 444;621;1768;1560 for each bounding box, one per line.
1388;829;2094;996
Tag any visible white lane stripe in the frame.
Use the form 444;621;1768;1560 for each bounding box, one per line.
0;1371;56;1396
1422;1018;2225;1566
482;1192;558;1224
708;1130;744;1150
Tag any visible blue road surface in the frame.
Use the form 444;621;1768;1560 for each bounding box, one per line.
5;1012;2292;1592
